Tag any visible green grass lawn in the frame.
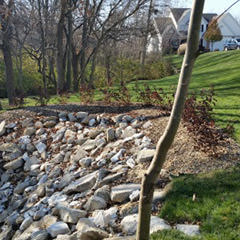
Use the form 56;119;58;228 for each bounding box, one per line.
151;167;240;240
128;50;240;142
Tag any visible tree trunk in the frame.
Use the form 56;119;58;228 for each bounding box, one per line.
56;0;67;94
79;0;89;88
65;0;73;91
37;0;47;97
1;0;15;105
72;48;80;91
136;1;205;240
88;51;97;89
2;35;15;105
140;0;154;65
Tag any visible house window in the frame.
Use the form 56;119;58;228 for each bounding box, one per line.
201;25;204;32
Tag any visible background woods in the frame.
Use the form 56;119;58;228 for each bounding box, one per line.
0;0;179;104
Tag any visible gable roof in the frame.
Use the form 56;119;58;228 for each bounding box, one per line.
154;17;173;34
203;13;217;23
170;8;190;22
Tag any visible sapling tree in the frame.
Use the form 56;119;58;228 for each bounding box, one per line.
136;0;205;239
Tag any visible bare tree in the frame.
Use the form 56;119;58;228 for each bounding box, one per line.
0;0;15;105
136;0;205;239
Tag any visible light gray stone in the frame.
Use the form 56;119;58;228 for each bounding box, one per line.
110;149;125;163
47;222;70;238
122;126;136;138
176;224;200;236
0;143;19;152
23;127;36;136
31;230;49;240
74;219;108;240
84;196;107;211
56;205;87;224
137;149;155;163
94;185;110;202
35;142;47;154
76;112;88;120
20;217;33;231
79;157;93;168
0;120;6;136
71;148;88;163
106;128;115;142
3;158;24;170
121;214;171;235
63;171;98;194
111;184;141;203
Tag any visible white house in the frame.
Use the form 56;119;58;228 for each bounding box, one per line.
148;7;240;53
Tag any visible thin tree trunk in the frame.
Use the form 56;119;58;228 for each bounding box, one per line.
37;0;47;97
57;0;67;94
140;0;154;65
1;0;15;105
88;51;97;89
79;0;89;88
72;49;80;91
2;35;15;105
136;1;205;240
65;0;73;91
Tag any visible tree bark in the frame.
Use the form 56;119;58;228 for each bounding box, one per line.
65;0;73;91
140;0;154;65
56;0;67;94
136;1;205;239
37;0;47;97
79;0;89;88
1;0;15;105
72;47;80;91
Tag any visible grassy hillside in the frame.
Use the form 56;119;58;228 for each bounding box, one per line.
129;50;240;142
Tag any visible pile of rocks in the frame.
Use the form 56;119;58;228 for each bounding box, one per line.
0;111;200;239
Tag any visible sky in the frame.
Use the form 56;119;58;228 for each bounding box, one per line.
184;0;240;19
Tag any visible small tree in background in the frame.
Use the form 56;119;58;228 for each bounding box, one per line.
204;19;223;50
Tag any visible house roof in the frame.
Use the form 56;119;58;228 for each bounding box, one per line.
170;8;190;22
154;17;173;34
203;13;217;23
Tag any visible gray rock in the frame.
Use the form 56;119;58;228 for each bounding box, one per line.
74;219;108;240
31;230;49;240
79;157;93;168
44;120;56;128
111;184;141;203
136;149;155;163
47;222;70;238
0;120;6;136
0;226;15;240
176;224;200;236
3;158;24;170
24;156;40;172
98;172;124;187
57;173;75;190
14;181;30;194
56;205;87;224
23;127;36;136
110;149;125;163
89;118;96;127
63;171;98;194
71;148;88;163
122;126;136;138
35;121;43;129
106;128;115;142
20;217;33;231
0;143;19;152
35;142;47;154
121;214;171;235
84;196;107;211
94;185;110;202
55;235;71;240
68;113;77;122
91;207;118;228
76;112;88;120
